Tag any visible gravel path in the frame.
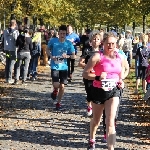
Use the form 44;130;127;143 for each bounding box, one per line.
0;54;150;150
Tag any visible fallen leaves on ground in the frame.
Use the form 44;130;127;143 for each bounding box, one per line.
125;67;150;143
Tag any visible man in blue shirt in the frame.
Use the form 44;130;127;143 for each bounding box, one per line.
66;25;80;81
48;25;75;110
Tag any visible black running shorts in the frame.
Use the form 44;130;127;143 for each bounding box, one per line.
83;78;94;102
91;86;121;104
51;69;68;84
137;66;147;80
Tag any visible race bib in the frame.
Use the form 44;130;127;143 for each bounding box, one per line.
54;56;64;64
101;79;117;91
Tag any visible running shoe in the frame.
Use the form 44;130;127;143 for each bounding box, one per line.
56;102;61;110
87;140;95;150
87;106;92;117
51;89;58;100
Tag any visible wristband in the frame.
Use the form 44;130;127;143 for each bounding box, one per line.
95;76;100;81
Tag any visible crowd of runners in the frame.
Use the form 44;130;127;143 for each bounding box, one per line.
1;19;150;150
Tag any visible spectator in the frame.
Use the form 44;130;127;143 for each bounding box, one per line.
117;33;125;50
133;34;143;77
122;31;133;67
134;34;149;94
39;25;49;66
80;29;92;55
3;19;19;83
14;28;33;84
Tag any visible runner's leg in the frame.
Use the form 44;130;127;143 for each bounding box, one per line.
67;58;71;80
70;58;75;79
103;109;107;142
88;102;104;149
51;69;59;100
55;70;68;109
105;97;120;150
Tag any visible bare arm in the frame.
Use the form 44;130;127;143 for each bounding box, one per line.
82;53;100;80
119;58;125;80
123;58;129;79
78;57;86;68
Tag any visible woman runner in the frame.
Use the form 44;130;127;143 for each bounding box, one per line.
82;32;124;150
78;30;102;116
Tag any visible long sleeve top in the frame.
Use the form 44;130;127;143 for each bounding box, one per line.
16;34;33;53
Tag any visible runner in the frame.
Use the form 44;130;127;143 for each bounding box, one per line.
82;32;124;150
66;25;80;82
47;25;75;110
78;30;102;116
102;44;129;143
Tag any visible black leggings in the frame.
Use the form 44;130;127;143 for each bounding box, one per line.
67;58;75;77
137;66;147;80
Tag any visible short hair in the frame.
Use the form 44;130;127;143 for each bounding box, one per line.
10;19;16;26
103;32;117;42
89;30;102;41
85;29;91;34
59;25;67;31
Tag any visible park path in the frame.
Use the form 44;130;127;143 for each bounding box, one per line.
0;52;150;150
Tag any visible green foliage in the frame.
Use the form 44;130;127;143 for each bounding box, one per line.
0;0;150;28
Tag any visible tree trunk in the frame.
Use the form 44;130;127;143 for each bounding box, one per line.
107;25;109;32
133;22;135;37
3;12;5;30
143;15;146;33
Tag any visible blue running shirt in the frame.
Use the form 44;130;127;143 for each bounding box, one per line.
48;38;75;70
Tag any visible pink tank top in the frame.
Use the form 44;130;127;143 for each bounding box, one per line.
93;52;122;88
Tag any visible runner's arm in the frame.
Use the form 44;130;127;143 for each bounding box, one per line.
82;53;100;80
78;57;85;68
119;57;125;80
123;58;129;79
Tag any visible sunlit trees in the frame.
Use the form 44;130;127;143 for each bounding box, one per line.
0;0;150;31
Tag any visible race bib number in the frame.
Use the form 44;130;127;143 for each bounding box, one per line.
101;79;117;91
54;56;64;64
